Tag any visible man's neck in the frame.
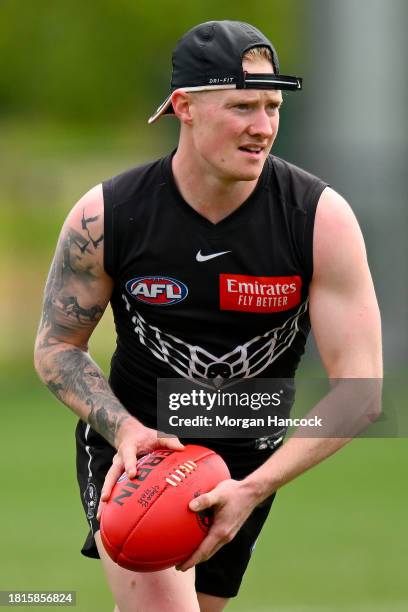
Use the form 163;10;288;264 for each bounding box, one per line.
172;147;259;224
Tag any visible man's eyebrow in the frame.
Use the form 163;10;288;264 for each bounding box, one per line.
226;97;283;107
268;99;283;107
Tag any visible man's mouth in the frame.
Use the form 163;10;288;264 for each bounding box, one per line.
238;145;264;156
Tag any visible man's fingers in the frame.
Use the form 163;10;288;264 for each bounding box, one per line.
177;528;232;572
176;538;210;572
97;434;186;523
120;444;138;479
178;490;233;571
96;500;106;521
100;457;125;501
97;446;137;520
157;436;185;451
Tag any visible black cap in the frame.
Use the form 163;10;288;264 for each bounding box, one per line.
148;20;302;124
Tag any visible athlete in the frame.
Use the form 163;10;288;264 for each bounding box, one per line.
34;20;382;612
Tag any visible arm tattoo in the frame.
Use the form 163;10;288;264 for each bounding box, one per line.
59;296;103;323
43;347;129;447
81;209;104;249
38;208;104;343
36;209;129;446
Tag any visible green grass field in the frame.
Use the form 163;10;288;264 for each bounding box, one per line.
1;372;407;612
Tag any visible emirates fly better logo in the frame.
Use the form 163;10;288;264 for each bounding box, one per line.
126;276;188;306
220;274;302;313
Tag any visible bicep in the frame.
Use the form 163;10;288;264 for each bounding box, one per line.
309;188;382;378
36;184;113;351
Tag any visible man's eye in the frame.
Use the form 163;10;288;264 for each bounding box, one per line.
264;108;276;116
235;104;250;110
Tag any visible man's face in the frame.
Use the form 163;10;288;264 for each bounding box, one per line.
188;57;283;182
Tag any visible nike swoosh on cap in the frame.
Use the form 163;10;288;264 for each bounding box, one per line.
196;250;231;262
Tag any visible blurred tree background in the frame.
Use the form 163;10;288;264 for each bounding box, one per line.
0;1;407;610
1;0;406;374
0;0;308;373
0;0;304;123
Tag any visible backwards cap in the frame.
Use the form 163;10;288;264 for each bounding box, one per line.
148;20;302;124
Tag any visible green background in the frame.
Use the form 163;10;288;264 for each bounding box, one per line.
2;377;406;611
1;1;406;610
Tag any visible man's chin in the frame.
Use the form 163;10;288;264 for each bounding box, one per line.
213;157;266;183
235;156;268;181
233;167;265;182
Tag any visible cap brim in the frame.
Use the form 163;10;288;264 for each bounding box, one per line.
148;84;241;124
148;94;174;124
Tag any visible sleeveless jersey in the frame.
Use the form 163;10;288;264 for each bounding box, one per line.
103;152;328;431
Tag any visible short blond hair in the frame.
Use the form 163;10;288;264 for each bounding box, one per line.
242;46;273;67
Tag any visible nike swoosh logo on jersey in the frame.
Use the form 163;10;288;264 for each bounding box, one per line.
196;250;232;262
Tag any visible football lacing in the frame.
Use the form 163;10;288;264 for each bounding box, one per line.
165;461;198;487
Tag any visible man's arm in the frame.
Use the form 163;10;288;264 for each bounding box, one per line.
34;185;183;481
238;187;383;497
177;186;382;571
309;187;382;378
34;184;127;443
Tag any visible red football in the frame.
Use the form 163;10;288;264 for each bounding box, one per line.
100;444;230;572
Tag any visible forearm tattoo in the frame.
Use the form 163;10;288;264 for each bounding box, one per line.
43;347;129;447
35;209;130;447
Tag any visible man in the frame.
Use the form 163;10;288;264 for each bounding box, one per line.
34;20;382;612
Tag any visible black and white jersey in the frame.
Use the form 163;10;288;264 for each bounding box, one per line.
103;152;328;427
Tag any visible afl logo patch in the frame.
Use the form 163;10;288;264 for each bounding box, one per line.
126;276;188;306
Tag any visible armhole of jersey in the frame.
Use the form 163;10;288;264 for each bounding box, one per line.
102;178;115;278
303;180;329;282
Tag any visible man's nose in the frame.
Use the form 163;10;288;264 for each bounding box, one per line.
247;110;274;138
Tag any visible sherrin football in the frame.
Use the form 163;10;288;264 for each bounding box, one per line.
100;445;230;572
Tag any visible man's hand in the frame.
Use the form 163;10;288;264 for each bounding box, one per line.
96;419;184;520
176;478;261;572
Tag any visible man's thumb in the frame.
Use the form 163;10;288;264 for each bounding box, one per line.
189;493;212;512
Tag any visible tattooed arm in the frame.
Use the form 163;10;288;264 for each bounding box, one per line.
34;185;184;473
34;184;128;445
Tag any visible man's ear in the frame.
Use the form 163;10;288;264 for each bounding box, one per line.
171;90;194;125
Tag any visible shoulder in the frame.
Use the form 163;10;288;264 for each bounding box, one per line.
313;187;367;283
315;187;361;232
58;184;107;278
67;183;104;226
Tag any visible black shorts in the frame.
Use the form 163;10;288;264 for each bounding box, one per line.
76;420;279;598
